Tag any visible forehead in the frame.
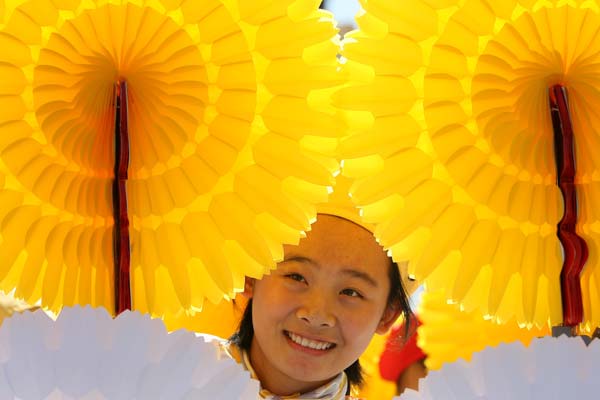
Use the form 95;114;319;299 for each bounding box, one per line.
283;214;390;274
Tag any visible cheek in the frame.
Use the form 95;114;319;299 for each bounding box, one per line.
252;282;295;328
339;306;383;344
251;298;281;346
340;293;391;338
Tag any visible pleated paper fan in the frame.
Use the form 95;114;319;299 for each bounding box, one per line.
417;290;550;371
0;0;342;316
334;0;600;330
398;336;600;399
0;306;258;399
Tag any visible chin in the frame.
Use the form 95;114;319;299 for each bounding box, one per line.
283;359;343;384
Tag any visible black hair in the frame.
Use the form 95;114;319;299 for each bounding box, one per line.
229;259;413;392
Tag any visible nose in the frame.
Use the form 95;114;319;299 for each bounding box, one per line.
295;293;335;328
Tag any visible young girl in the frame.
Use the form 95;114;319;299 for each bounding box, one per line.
228;213;413;399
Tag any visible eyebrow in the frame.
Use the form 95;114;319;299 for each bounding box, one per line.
282;255;379;288
341;269;379;288
282;255;316;265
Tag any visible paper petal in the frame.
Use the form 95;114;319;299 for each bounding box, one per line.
0;306;258;399
398;336;600;399
416;290;550;371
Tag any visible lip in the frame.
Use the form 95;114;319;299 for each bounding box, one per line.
284;330;336;355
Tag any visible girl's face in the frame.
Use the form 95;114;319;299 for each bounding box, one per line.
248;215;400;396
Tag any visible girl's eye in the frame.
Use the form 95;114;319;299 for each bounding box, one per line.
340;288;363;298
285;273;306;283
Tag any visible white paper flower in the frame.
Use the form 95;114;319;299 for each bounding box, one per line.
399;336;600;399
0;306;257;399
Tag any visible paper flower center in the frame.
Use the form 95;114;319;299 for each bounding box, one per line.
33;3;207;177
472;6;600;182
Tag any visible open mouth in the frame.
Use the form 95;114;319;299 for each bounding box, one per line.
284;331;336;351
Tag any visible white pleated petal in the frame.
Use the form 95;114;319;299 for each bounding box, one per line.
398;336;600;399
0;307;258;399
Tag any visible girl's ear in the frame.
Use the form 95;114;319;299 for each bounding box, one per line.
241;277;255;299
376;304;402;334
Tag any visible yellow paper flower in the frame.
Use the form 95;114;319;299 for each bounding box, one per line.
356;331;397;400
335;0;600;330
417;290;550;371
0;0;342;316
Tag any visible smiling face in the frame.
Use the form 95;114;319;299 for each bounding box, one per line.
248;214;400;396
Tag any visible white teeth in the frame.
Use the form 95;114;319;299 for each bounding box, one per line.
288;332;333;350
